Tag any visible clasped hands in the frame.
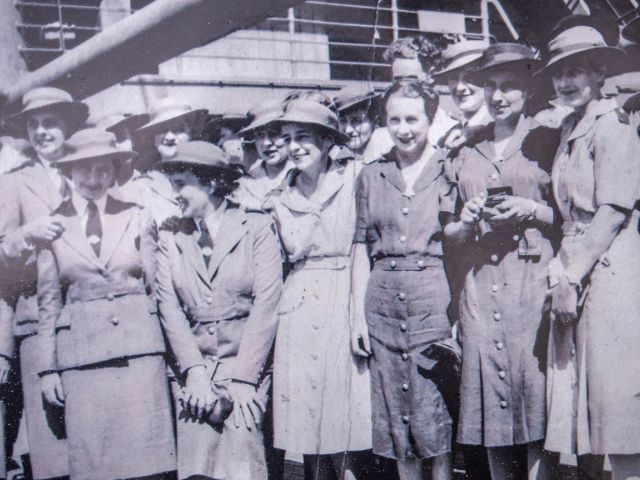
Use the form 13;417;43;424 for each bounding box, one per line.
460;192;537;227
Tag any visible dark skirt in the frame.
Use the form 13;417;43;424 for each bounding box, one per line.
365;261;456;460
61;354;176;480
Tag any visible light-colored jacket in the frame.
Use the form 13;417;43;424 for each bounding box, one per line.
156;203;282;385
36;195;164;374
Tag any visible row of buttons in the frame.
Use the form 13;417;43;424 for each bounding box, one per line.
390;260;426;269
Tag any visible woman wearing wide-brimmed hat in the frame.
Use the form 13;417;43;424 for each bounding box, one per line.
444;43;561;480
266;97;372;479
154;141;282;480
234;99;292;210
0;86;89;480
35;128;176;479
536;18;640;478
120;96;208;226
333;84;380;163
432;40;492;150
351;78;459;480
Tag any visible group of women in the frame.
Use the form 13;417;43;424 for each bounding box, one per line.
0;11;637;480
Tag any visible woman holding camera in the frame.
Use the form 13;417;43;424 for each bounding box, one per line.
444;44;559;480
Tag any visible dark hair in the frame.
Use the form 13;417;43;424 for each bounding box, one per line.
283;90;338;115
382;79;439;122
161;163;241;198
58;157;121;185
383;35;451;78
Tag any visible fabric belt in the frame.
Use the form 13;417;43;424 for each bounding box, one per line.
66;280;145;303
292;255;350;271
373;255;442;271
189;306;250;325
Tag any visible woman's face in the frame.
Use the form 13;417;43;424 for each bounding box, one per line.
26;112;69;160
254;125;288;166
448;73;485;116
167;170;211;219
339;109;374;153
70;158;116;201
154;121;192;160
281;124;329;173
386;93;430;156
484;71;527;123
551;62;604;109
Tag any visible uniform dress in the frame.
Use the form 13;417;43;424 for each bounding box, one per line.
234;160;292;211
545;98;640;455
156;202;282;480
0;154;69;480
355;147;455;460
269;160;372;455
447;117;555;447
36;194;175;480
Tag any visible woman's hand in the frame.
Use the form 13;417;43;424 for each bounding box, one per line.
551;275;579;324
460;193;486;226
489;196;537;225
183;366;216;419
350;316;371;359
41;372;65;407
227;382;264;431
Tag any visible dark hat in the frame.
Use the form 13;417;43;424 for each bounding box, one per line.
8;87;89;135
153;140;243;180
432;40;488;83
237;100;284;138
547;14;620;48
137;97;207;137
279;98;349;144
536;24;626;79
333;84;380;113
468;43;540;84
88;111;150;136
207;110;250;133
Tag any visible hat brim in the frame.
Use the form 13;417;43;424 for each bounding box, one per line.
137;109;208;137
534;46;627;80
467;59;542;84
55;149;136;167
336;94;380;114
7;102;89;135
107;113;150;135
237;114;282;138
153;159;244;181
432;57;485;84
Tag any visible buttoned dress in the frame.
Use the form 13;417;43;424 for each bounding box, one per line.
269;160;372;455
355;147;455;460
545;98;640;455
156;203;282;480
36;194;175;480
447;117;555;447
0;155;69;480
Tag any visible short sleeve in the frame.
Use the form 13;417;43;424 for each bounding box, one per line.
439;156;460;216
594;111;640;210
354;167;370;244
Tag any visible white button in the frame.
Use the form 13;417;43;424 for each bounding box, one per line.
399;235;407;243
110;317;119;326
207;326;216;335
402;383;409;391
401;415;409;424
398;292;406;300
493;312;501;321
206;297;213;305
400;323;407;332
500;400;508;408
496;342;504;350
512;234;520;242
491;284;499;293
490;173;498;180
390;260;397;269
490;254;499;262
107;293;115;301
401;207;409;215
498;370;506;379
401;352;409;361
417;260;424;268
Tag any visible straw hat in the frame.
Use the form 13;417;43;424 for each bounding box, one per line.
153;140;243;181
536;24;626;79
237;100;285;138
8;87;89;135
333;85;380;114
279;98;349;144
137;97;207;137
432;40;488;83
54;128;135;184
467;43;540;84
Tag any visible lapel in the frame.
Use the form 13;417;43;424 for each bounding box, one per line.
378;151;406;194
277;164;346;214
99;196;137;267
207;205;250;280
21;159;67;212
55;200;104;270
413;148;446;193
567;98;617;143
174;226;212;290
500;116;532;161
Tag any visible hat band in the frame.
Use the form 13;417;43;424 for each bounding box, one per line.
548;41;606;59
443;48;486;67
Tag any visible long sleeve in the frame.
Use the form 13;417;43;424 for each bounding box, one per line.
35;247;62;374
0;179;32;269
155;232;205;375
230;216;283;385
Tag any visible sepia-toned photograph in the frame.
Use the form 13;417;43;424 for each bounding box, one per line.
0;1;638;479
